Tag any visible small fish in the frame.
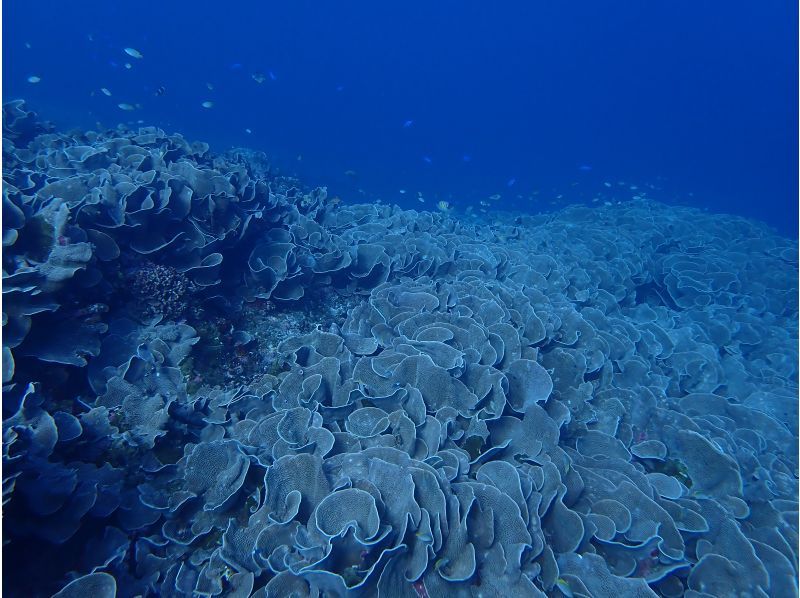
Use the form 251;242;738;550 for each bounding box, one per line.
229;62;243;70
100;87;112;96
422;156;432;164
87;33;94;42
124;63;132;69
489;194;501;200
555;578;574;598
24;42;31;49
479;200;489;207
27;75;41;84
403;119;414;128
507;177;516;187
603;182;612;188
344;170;358;177
154;86;166;96
462;154;471;162
252;72;266;83
117;103;137;111
399;189;406;194
201;101;214;108
269;71;277;80
578;164;592;172
296;154;302;161
335;85;344;92
418;197;425;203
206;82;214;90
124;47;143;59
437;200;450;212
245;128;252;134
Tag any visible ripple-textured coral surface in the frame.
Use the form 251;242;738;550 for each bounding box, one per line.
3;101;798;597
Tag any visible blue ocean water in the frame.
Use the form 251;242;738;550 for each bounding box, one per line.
5;0;798;235
3;2;799;598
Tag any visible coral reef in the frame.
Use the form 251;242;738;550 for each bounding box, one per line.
3;101;798;597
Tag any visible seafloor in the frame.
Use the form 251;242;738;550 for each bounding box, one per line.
3;99;798;598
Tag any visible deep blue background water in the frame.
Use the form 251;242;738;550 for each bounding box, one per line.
4;0;797;236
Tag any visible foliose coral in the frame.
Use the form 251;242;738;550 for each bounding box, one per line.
3;101;798;598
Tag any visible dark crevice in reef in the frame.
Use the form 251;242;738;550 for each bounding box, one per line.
632;280;679;311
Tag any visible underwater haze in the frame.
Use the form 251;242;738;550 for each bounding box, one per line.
3;1;799;597
5;0;798;234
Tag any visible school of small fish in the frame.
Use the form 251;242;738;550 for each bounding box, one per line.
18;39;666;219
